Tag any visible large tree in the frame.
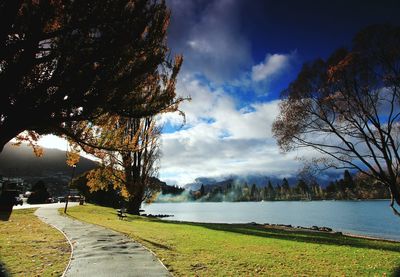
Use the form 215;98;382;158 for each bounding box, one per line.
273;25;400;215
0;0;182;153
84;115;162;215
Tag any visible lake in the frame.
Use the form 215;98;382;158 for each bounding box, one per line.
143;200;400;241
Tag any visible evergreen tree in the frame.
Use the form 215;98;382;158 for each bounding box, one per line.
343;170;355;191
296;179;309;198
267;181;275;200
242;183;250;201
281;178;290;199
250;184;259;201
200;184;205;197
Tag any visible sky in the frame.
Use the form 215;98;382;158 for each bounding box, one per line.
38;0;400;186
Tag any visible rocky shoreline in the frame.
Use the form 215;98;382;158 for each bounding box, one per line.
262;222;338;233
141;213;173;218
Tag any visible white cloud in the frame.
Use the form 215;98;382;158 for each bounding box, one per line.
251;53;291;82
37;134;68;151
158;77;304;186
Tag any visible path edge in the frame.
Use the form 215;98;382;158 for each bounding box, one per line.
34;208;73;277
65;212;172;276
121;232;172;275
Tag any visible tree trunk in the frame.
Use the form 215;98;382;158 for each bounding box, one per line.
387;180;400;216
126;191;144;215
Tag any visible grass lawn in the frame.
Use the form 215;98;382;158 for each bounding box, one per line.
67;204;400;276
0;209;70;277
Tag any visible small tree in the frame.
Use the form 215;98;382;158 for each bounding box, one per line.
273;25;400;215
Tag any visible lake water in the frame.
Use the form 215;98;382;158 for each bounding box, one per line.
143;200;400;241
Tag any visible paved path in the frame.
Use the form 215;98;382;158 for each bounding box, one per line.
35;207;171;277
14;202;79;210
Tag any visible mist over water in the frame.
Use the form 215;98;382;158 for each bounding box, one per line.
143;200;400;241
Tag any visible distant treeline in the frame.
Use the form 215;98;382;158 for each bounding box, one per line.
188;170;390;202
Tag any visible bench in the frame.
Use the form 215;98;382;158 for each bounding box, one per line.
117;209;127;220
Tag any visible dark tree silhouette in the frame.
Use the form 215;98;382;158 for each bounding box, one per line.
27;180;50;204
273;25;400;215
0;0;182;153
199;184;205;197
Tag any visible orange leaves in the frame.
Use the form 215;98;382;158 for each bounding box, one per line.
66;150;80;167
86;167;125;193
327;53;355;83
13;131;43;157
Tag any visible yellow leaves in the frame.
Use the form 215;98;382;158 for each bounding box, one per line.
66;151;80;167
86;167;125;193
33;146;44;157
66;142;80;167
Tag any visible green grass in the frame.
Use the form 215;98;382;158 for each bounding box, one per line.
0;209;70;277
66;204;400;276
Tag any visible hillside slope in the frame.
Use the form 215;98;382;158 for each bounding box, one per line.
0;143;98;177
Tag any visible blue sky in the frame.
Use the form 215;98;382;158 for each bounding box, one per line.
39;0;400;186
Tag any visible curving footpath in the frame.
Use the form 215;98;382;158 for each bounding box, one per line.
35;207;171;277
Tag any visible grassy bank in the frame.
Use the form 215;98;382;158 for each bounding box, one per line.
67;204;400;276
0;209;70;276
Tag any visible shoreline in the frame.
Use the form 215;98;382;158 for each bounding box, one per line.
146;215;400;243
154;199;392;204
341;232;400;243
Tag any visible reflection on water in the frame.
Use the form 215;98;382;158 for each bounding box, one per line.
143;200;400;241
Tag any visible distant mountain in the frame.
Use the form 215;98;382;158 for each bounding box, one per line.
0;143;98;177
184;172;343;192
0;143;99;196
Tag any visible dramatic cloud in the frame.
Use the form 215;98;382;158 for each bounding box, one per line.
167;0;252;82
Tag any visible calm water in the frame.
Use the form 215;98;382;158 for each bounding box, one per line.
143;200;400;241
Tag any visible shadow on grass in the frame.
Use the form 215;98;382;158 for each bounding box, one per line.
391;266;400;277
155;219;400;253
141;238;173;250
0;261;10;277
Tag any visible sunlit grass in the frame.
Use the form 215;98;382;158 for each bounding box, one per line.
0;209;70;276
67;204;400;276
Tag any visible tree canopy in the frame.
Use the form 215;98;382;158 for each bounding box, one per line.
0;0;182;152
84;115;162;214
273;24;400;215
